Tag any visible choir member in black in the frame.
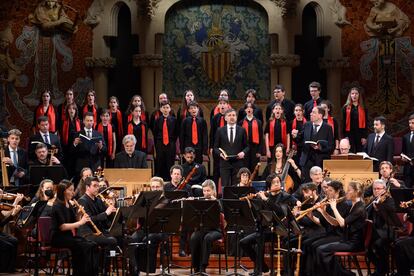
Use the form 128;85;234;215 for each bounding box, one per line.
72;112;106;175
125;94;149;125
81;89;101;129
303;81;324;120
57;88;79;132
302;181;349;276
2;129;28;186
214;108;249;188
180;101;208;164
298;106;334;182
190;180;223;273
108;96;124;149
265;143;302;193
51;180;99;276
291;103;307;163
29;115;63;162
365;116;394;172
209;89;232;121
0;190;23;273
393;207;414;276
341;86;368;153
265;102;290;163
239;174;299;274
126;105;148;153
321;100;340;154
239;102;263;174
153;101;177;180
315;181;367;276
177;90;204;130
32;90;57;134
209;97;229;185
366;179;396;276
238;89;264;123
181;147;207;196
149;93;175;133
60;103;81;177
74;167;93;199
97;109;116;167
114;134;148;168
78;176;118;250
265;84;295;122
401;114;414;187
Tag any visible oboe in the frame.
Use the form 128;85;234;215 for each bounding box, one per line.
72;199;102;236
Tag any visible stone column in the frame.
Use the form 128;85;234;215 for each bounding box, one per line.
270;54;300;99
319;57;350;119
133;54;163;110
85;57;116;107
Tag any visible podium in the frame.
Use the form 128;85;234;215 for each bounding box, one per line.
323;159;379;190
103;168;152;196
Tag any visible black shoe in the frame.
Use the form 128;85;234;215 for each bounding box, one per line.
179;249;186;257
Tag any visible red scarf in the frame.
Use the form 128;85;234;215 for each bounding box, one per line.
141;112;146;122
35;105;57;133
242;118;259;144
61;104;67;121
128;122;147;150
345;105;366;132
292;117;306;130
327;116;335;135
61;118;81;145
219;115;225;127
110;110;124;139
98;123;113;156
83;104;97;128
269;119;287;147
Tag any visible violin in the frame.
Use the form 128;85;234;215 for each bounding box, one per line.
0;192;31;202
0;202;15;211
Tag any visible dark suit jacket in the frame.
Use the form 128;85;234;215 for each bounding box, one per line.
3;147;28;185
401;132;414;186
365;133;394;170
29;132;63;162
299;121;334;167
213;125;249;168
71;129;106;173
114;150;148;168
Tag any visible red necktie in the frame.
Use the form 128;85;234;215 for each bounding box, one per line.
192;117;198;145
219;116;225;127
313;100;317;107
163;118;169;145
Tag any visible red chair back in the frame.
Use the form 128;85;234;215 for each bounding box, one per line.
38;216;53;244
363;220;373;249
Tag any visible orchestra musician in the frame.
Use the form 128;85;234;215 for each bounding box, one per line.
2;129;28;186
29;116;63;162
189;180;223;273
74;167;93;199
50;180;99;276
293;166;324;200
236;167;251;187
29;142;62;166
315;181;367;276
181;147;207;196
338;138;351;155
401;113;414;188
393;206;414;276
30;178;55;216
0;189;23;273
114;134;148;168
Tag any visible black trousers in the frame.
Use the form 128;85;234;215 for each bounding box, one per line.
239;231;273;272
367;235;391;275
155;141;176;181
394;236;414;276
134;232;169;273
315;241;360;276
245;143;260;175
52;234;99;276
190;230;222;270
0;232;18;272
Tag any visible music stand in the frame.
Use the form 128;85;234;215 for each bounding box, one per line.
147;208;182;276
29;165;68;186
183;200;220;276
222;199;255;276
223;186;256;199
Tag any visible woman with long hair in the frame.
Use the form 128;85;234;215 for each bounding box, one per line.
81;89;101;128
108;96;124;147
264;102;290;161
33;90;57;134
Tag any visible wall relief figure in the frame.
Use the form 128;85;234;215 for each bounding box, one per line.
328;0;351;27
84;0;104;27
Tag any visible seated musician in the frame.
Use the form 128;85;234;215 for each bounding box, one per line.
114;134;147;168
1;129;28;186
0;190;23;273
379;161;404;188
189;180;223;273
394;207;414;276
164;164;192;196
51;180;99;275
315;181;366;276
77;176;118;250
29;142;61;166
240;173;299;274
237;167;251;186
181;147;207;196
30;179;56;237
367;179;396;276
338;138;351;155
293;166;324;200
74;167;93;199
302;181;349;276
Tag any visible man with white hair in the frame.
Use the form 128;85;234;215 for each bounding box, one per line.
114;135;147;168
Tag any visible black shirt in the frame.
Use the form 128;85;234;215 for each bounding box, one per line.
51;201;76;240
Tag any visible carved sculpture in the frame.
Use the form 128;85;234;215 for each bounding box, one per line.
0;23;21;85
328;0;351;27
85;0;105;26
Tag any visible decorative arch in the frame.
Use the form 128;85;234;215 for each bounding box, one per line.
109;1;131;37
304;1;324;37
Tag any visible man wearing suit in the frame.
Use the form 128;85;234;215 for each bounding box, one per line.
28;116;63;162
72;112;106;176
1;129;28;186
365;116;394;172
303;82;324;120
401;114;414;187
114;134;147;168
299;106;334;182
214;108;249;188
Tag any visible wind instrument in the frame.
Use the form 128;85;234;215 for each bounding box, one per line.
72;199;102;236
294;235;302;276
48;145;58;166
247;162;260;186
276;235;281;276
